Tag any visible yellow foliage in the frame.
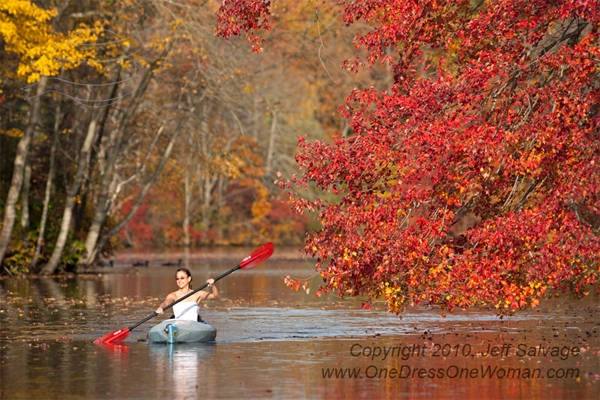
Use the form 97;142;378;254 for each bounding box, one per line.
0;128;24;138
0;1;103;83
251;181;271;221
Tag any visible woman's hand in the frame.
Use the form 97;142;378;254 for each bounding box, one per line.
204;278;218;299
156;307;163;314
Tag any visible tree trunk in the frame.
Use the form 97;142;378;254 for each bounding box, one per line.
40;120;97;275
265;107;277;177
31;104;61;269
89;124;182;264
0;76;47;269
21;159;31;230
80;57;158;265
183;171;192;247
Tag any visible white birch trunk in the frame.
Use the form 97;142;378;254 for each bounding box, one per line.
40;120;97;275
0;76;47;269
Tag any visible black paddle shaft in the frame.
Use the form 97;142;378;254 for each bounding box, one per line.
128;265;242;331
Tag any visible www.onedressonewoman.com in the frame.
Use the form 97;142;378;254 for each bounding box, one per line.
321;364;580;380
321;343;583;380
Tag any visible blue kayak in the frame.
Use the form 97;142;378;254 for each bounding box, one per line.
147;319;217;344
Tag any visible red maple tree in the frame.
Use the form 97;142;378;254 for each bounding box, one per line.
218;0;600;313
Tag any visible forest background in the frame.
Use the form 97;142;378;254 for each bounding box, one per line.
0;0;369;274
1;0;599;314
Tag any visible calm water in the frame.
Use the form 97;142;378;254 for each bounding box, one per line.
1;249;599;399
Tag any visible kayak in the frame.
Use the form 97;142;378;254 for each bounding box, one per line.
147;319;217;344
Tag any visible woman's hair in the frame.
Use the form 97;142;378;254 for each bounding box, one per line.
176;268;192;288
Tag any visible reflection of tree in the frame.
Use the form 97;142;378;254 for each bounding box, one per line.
250;273;269;304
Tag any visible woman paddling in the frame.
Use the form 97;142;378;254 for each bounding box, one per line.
155;268;219;321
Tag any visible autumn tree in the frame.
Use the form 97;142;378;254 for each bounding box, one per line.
220;1;600;312
0;0;102;272
1;1;190;273
119;0;363;248
109;2;266;248
3;0;333;274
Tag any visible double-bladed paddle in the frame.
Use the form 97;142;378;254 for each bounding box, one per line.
93;242;274;345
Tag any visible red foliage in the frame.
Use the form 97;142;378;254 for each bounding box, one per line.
215;0;272;51
269;199;305;228
119;200;154;245
221;0;600;313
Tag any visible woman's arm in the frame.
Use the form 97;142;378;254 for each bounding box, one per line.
199;279;219;300
156;293;176;314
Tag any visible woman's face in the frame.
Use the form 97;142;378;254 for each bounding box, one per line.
175;271;191;289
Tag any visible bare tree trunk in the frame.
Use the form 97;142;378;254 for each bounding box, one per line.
183;171;192;247
0;76;47;269
81;58;159;265
265;107;277;177
251;96;260;141
40;120;98;275
21;160;31;230
31;104;61;269
217;175;228;243
89;124;182;263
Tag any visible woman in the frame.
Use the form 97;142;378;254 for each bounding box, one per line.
155;268;219;321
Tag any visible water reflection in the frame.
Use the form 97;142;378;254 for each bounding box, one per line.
0;254;599;399
149;343;216;400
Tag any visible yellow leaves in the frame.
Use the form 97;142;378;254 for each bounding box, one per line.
342;247;358;261
528;281;542;289
0;19;17;42
1;128;24;138
0;0;56;22
428;264;443;277
217;156;243;179
0;1;103;83
251;183;271;221
168;19;184;30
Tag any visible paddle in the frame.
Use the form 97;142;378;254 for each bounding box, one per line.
93;242;274;345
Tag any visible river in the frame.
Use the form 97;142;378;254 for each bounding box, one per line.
1;248;598;399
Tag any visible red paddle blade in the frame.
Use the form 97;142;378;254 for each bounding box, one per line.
240;242;274;269
93;328;131;345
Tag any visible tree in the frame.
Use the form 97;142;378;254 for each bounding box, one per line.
117;0;359;248
0;1;101;271
222;1;600;312
0;0;190;273
3;0;334;274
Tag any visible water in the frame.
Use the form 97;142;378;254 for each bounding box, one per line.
1;251;599;399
